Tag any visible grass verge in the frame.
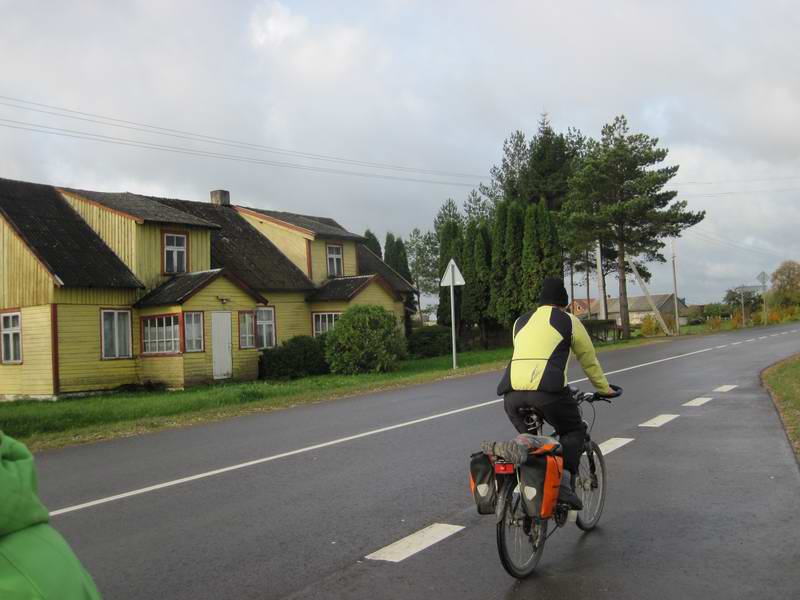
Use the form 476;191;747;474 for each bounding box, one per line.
2;336;660;451
763;354;800;460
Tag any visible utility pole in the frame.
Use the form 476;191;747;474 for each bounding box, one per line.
671;239;680;335
595;241;606;320
757;271;768;325
740;287;746;326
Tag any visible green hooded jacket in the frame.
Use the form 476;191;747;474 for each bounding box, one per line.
0;434;101;599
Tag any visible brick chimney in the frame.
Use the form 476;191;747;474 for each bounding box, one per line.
210;190;230;206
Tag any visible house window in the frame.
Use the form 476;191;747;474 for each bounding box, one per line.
239;312;256;348
184;312;204;352
142;314;181;354
327;244;343;277
1;312;22;364
101;310;131;359
313;312;340;337
256;307;276;349
164;233;187;274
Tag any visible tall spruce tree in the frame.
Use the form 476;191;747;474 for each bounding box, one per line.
383;233;397;271
521;202;543;309
489;201;508;321
497;202;525;326
473;223;493;347
524;114;571;209
460;220;479;328
363;229;382;258
539;199;563;279
406;228;439;314
436;220;463;327
565;115;704;338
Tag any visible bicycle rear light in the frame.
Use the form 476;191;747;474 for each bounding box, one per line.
494;462;515;474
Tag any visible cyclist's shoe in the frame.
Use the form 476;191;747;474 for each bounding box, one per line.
480;440;529;465
558;472;583;510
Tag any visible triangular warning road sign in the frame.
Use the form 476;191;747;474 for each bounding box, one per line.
440;258;465;287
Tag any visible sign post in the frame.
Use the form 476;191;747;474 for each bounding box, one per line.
440;258;465;369
757;271;768;325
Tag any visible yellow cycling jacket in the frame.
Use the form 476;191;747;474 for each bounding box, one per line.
500;305;609;394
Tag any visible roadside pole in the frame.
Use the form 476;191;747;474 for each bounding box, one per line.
440;259;465;370
757;271;768;325
671;239;680;335
595;241;607;320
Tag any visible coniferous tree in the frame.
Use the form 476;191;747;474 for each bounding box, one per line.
565;115;704;338
406;228;439;315
460;220;479;328
363;229;382;258
489;201;508;321
498;202;525;327
521;202;543;310
436;220;463;327
383;233;397;271
473;223;493;347
539;199;563;279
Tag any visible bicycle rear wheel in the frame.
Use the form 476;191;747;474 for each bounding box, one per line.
496;479;548;578
575;440;606;531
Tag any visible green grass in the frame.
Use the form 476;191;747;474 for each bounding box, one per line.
763;354;800;459
1;337;659;451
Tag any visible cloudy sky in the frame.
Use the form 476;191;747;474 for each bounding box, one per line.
2;1;799;304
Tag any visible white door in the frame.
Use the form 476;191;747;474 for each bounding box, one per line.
211;312;233;380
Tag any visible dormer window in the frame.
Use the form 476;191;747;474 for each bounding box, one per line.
327;244;343;277
163;232;187;274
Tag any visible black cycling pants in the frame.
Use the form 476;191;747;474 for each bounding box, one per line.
504;389;586;475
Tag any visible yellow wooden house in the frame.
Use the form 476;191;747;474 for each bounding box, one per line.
0;178;415;399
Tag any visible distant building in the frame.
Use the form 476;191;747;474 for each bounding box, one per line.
590;293;689;326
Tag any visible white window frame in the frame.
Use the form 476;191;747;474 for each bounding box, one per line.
313;312;341;337
327;244;343;277
164;232;188;274
184;312;204;353
101;309;132;360
256;307;276;349
1;311;22;364
239;311;256;349
142;314;181;355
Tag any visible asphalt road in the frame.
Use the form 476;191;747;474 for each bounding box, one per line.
35;324;800;599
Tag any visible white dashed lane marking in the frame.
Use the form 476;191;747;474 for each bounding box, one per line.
781;331;788;335
716;345;728;349
713;385;738;392
771;334;779;337
365;523;464;562
683;397;713;407
732;341;742;345
639;414;680;428
759;336;768;340
745;338;756;342
598;437;635;454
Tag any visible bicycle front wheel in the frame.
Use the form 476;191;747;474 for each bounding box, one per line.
575;440;606;531
496;479;548;578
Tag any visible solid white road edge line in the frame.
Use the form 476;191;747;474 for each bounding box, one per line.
365;523;464;563
50;345;717;517
597;437;635;454
713;385;738;392
639;414;680;427
683;397;713;407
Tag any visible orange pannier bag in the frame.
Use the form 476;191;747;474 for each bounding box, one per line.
518;439;564;519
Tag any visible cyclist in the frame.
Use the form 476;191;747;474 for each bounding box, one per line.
493;277;615;510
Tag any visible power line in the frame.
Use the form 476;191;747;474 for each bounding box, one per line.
0;119;480;188
674;175;800;186
685;228;785;259
677;188;800;198
0;95;486;180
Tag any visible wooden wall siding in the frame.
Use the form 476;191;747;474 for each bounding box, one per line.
53;287;139;306
310;240;357;283
56;304;139;393
0;305;54;397
61;191;138;269
238;213;311;276
0;216;55;308
136;225;211;290
182;276;260;384
309;280;404;330
263;291;313;343
139;355;184;389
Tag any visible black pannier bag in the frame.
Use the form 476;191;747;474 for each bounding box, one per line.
469;452;497;514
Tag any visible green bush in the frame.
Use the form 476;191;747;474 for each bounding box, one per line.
325;305;406;374
260;335;329;380
640;314;659;337
705;316;722;331
408;325;452;358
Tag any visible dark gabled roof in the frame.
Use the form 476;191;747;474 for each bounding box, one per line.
237;206;365;241
356;244;416;295
155;198;316;292
0;178;143;289
309;275;375;301
63;189;219;229
135;268;267;307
